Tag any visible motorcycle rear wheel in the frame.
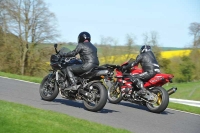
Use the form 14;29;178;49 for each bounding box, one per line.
83;82;108;112
146;87;169;113
107;84;122;104
39;75;59;101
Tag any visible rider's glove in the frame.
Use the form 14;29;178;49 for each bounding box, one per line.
58;51;65;57
121;65;127;73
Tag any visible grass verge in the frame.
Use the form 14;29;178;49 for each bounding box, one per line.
168;102;200;114
0;100;130;133
0;71;42;83
164;81;200;101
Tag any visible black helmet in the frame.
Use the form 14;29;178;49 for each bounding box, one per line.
140;45;151;54
78;31;91;43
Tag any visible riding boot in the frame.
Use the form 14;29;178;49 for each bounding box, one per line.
66;77;77;90
131;78;147;96
64;66;77;90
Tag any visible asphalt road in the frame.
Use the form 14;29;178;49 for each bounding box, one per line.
0;77;200;133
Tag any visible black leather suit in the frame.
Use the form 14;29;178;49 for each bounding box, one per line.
131;51;160;82
123;51;160;94
63;42;99;84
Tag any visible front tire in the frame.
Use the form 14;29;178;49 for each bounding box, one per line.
107;83;122;104
39;74;59;101
83;82;108;112
146;87;169;113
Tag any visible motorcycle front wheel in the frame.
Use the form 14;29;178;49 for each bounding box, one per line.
146;87;169;113
39;74;59;101
83;82;108;112
107;83;122;104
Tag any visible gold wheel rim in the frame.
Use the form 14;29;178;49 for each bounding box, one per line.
116;87;121;98
156;92;162;105
110;87;121;98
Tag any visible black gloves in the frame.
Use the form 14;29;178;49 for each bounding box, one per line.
121;61;135;72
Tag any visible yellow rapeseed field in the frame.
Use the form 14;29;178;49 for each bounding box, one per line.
99;49;192;64
161;50;191;59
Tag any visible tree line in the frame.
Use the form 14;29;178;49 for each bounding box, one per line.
0;0;200;82
0;0;58;76
86;24;200;83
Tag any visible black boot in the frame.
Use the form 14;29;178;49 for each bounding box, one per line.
131;78;147;96
137;88;147;96
136;80;147;96
64;67;78;90
66;77;77;90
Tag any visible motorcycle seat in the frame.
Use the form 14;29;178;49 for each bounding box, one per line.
79;68;94;77
79;66;107;77
93;66;108;70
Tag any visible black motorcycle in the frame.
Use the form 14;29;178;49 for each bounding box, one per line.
39;44;112;112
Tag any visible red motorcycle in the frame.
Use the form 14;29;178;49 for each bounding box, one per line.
103;59;177;113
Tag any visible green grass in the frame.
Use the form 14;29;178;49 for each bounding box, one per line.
0;100;130;133
0;71;42;83
164;81;200;101
168;102;200;114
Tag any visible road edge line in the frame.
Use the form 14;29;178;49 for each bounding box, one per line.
167;108;200;116
0;76;40;85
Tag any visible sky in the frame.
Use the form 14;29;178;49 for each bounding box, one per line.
45;0;200;48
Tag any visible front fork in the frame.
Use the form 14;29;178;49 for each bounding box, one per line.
103;78;114;89
105;79;120;94
56;71;59;81
47;70;59;83
49;70;65;88
53;70;65;82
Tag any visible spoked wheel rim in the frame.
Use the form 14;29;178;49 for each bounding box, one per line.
85;86;101;107
147;89;163;109
41;81;55;97
40;75;59;101
145;87;169;113
108;86;121;100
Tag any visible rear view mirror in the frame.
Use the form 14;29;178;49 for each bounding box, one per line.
54;43;58;48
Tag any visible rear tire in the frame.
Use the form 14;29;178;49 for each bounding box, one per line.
83;82;108;112
39;75;59;101
146;87;169;113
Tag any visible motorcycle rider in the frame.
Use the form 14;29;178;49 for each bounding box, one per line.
61;31;99;90
123;45;160;96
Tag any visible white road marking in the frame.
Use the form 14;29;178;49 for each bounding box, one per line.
0;76;40;84
170;98;200;107
167;108;200;116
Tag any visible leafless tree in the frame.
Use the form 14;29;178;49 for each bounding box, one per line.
124;34;137;60
149;31;162;58
143;31;159;46
189;22;200;47
188;22;200;79
1;0;59;75
143;32;149;46
0;0;7;44
142;31;166;68
99;36;117;64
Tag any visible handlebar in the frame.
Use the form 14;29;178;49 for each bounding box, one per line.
65;57;76;62
54;44;59;54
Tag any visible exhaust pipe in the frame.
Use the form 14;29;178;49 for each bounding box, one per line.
167;87;177;95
